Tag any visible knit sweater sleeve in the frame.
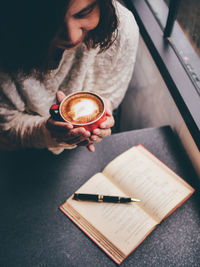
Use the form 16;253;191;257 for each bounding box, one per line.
0;73;73;152
91;3;139;110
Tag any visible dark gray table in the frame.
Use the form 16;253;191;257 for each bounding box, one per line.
0;126;200;267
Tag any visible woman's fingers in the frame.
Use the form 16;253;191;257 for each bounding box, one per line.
90;127;112;145
93;128;112;138
90;135;102;143
88;113;114;146
46;117;91;145
99;115;115;130
87;143;95;152
92;115;113;139
77;139;90;146
58;131;90;144
103;97;113;116
46;118;73;132
56;91;66;103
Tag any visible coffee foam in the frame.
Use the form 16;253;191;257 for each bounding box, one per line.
61;93;104;124
71;99;99;121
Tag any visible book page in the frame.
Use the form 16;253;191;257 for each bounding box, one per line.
65;172;157;256
103;145;194;221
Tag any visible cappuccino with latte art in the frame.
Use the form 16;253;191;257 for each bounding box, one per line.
61;93;104;124
48;91;107;131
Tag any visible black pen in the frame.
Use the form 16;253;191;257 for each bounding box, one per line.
73;193;140;203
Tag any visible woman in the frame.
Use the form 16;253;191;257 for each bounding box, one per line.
0;0;139;154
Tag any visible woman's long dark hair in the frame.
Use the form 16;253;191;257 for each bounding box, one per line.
0;0;118;76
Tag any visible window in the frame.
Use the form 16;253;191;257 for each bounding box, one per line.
123;0;200;150
146;0;200;95
177;0;200;55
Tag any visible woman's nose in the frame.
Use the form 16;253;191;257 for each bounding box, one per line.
66;19;83;44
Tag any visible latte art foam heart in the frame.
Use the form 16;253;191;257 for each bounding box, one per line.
61;93;104;124
72;99;99;121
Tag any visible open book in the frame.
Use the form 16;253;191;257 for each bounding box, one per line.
60;145;194;265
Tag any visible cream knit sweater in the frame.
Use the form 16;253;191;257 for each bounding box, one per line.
0;2;139;153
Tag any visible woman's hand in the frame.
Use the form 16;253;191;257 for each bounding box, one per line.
87;98;115;152
46;92;115;152
46;91;91;147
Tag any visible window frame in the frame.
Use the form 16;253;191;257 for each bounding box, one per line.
123;0;200;150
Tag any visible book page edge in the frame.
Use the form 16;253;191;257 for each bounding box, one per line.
60;204;124;265
60;203;159;265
